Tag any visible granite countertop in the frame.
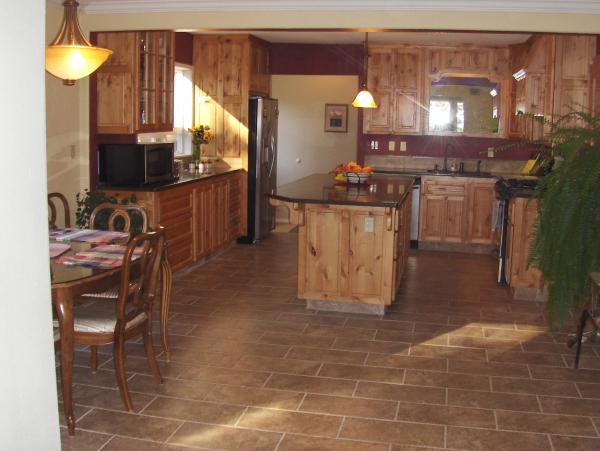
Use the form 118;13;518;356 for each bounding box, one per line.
98;167;243;192
270;173;414;208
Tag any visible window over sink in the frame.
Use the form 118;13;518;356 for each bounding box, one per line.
426;76;503;136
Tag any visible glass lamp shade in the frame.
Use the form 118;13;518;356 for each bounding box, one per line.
352;88;378;109
46;45;112;85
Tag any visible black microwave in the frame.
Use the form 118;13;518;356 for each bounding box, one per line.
98;143;174;186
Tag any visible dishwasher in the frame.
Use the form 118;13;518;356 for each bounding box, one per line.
410;177;421;248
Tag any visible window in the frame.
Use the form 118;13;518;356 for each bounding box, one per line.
429;97;464;132
173;65;193;155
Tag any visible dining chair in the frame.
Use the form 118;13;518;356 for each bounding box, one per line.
83;202;173;363
89;202;149;234
61;227;166;411
48;192;71;228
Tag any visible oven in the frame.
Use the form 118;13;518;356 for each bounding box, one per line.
494;178;539;285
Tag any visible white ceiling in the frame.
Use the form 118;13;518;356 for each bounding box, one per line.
194;31;532;46
72;0;600;15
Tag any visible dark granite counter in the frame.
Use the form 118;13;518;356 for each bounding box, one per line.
97;167;243;192
271;173;414;208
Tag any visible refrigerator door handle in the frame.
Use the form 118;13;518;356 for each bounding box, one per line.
267;133;276;180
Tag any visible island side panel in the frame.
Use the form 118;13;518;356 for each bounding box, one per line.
298;203;401;306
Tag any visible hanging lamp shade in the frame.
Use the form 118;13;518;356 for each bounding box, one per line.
352;32;377;109
45;0;112;86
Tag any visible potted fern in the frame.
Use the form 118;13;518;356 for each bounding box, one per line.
529;112;600;331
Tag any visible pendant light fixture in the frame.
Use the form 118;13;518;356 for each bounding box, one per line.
45;0;113;86
352;32;377;109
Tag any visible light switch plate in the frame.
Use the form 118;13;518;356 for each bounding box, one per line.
388;141;395;151
364;217;374;233
487;147;495;158
400;141;407;152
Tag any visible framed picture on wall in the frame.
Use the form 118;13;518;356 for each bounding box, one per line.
324;104;348;132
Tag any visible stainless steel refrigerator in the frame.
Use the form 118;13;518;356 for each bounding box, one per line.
239;97;278;243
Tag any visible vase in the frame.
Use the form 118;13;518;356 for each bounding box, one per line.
193;143;201;168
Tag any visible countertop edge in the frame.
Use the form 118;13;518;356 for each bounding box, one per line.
98;168;244;192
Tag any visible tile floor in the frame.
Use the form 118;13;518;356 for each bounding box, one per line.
59;232;600;450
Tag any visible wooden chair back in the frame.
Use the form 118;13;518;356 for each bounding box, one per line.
48;192;71;228
89;203;149;233
115;227;165;328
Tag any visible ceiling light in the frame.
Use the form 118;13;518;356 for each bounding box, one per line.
45;0;113;86
352;32;377;109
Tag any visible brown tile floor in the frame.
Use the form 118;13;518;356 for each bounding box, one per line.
59;232;600;450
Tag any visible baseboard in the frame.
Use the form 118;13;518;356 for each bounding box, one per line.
418;241;497;255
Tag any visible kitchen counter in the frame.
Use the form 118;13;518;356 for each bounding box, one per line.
374;168;539;181
269;173;412;315
97;167;243;192
271;173;414;208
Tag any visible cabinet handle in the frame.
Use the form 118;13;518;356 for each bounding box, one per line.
310;246;317;257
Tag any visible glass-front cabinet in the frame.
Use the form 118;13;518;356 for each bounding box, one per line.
137;31;174;132
95;30;174;134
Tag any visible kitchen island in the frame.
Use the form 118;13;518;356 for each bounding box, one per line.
270;173;413;315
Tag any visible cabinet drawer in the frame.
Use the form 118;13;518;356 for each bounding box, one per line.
424;183;466;196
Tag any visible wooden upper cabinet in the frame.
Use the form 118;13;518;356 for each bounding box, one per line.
193;34;268;168
364;47;423;135
368;48;395;91
96;31;174;134
249;38;270;95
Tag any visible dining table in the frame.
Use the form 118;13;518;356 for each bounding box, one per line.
50;230;172;435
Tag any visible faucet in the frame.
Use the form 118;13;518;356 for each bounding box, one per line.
443;142;457;173
476;160;482;174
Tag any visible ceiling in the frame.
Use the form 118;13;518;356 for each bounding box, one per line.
72;0;600;15
192;31;532;46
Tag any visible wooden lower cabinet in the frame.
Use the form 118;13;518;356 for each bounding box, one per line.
506;197;541;289
298;202;409;306
104;170;246;271
419;176;497;245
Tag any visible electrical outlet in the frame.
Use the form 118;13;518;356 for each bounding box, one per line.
364;217;374;233
487;147;495;158
388;141;395;151
400;141;407;152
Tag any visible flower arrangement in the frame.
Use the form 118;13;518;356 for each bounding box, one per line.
188;125;214;163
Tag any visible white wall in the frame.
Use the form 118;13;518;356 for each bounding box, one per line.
272;75;359;186
0;0;60;449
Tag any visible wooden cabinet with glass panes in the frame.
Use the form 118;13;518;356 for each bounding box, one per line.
95;30;174;134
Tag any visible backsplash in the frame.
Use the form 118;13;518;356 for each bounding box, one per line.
365;154;526;175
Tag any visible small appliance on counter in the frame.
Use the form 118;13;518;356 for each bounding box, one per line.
98;143;174;187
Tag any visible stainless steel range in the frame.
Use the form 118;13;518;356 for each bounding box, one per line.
494;178;539;284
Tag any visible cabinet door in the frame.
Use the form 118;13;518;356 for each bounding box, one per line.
467;182;496;244
363;91;393;133
445;50;466;70
194;182;213;259
394;50;421;90
301;207;347;299
508;198;541;288
96;32;136;134
212;179;229;250
368;48;395;91
348;211;386;301
444;196;466;243
393;90;420;134
419;194;445;242
227;172;244;240
464;50;490;72
157;186;194;271
249;39;270;95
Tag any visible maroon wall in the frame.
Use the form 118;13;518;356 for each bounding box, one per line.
270;44;363;77
175;32;194;66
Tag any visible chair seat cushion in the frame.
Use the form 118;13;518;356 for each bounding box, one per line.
80;286;120;299
53;301;147;334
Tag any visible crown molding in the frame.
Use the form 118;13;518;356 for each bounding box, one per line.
61;0;600;15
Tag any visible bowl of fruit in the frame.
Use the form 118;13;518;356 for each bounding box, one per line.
332;161;374;184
